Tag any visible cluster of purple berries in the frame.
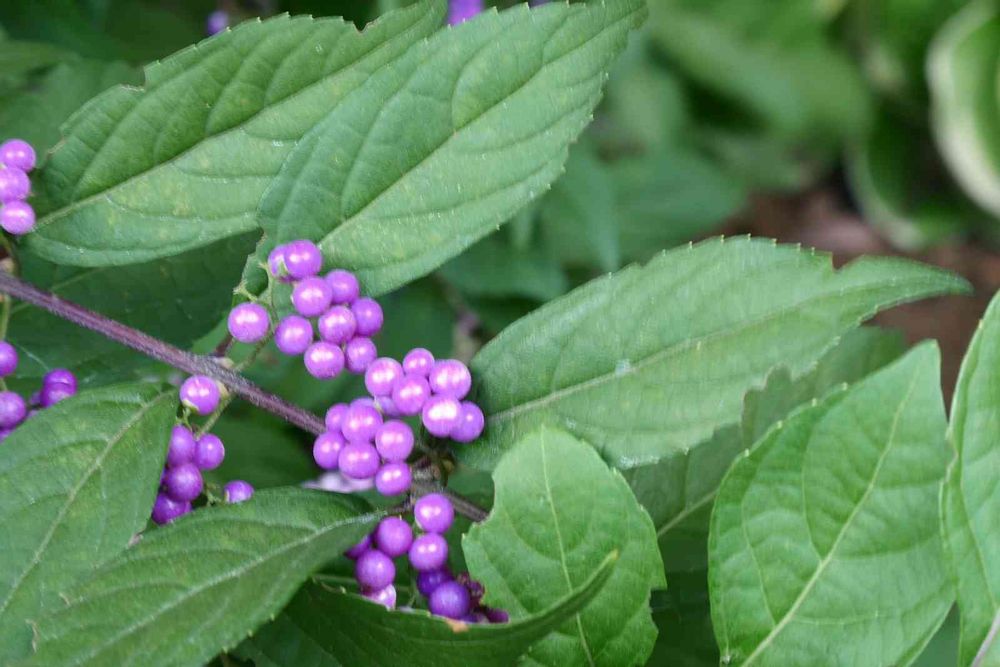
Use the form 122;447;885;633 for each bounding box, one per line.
347;494;506;623
0;341;77;440
0;139;37;236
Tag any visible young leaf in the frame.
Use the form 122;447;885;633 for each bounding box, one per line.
709;344;952;665
461;237;968;473
263;0;647;295
26;488;379;667
942;290;1000;665
236;557;616;667
23;2;445;266
463;427;665;667
0;383;175;662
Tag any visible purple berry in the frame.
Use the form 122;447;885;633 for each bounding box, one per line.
429;581;471;619
428;360;472;399
274;315;313;355
0;167;29;203
304;342;345;380
325;269;360;304
375;396;400;417
0;201;34;235
324;403;348;432
313;431;346;470
374;420;414;462
292;277;333;317
0;342;17;377
0;427;12;442
0;139;36;172
414;493;454;534
167;425;197;467
355;549;396;590
457;572;485;604
194;433;225;470
364;357;403;397
451;401;485;443
486;608;510;624
402;348;435;377
224;480;254;503
268;245;292;282
38;382;74;408
151;493;191;525
0;391;25;427
375;462;412;496
206;9;229;35
352;298;383;337
317;306;356;344
338;442;380;479
422;395;461;437
163;463;203;502
227;303;270;343
375;516;414;558
448;0;483;25
345;337;378;374
283;240;323;279
43;368;76;390
363;584;397;609
341;403;382;442
391;374;430;416
408;533;449;572
417;568;453;597
179;376;220;415
345;534;372;559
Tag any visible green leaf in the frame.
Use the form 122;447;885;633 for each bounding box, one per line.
23;2;445;266
439;235;568;302
929;1;1000;220
202;414;315;490
649;575;718;667
236;557;616;667
942;290;1000;665
709;344;953;665
0;40;71;77
913;607;960;667
26;488;379;667
0;383;175;662
463;427;665;667
461;237;968;473
263;0;646;295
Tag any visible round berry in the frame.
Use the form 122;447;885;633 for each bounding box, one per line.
43;368;76;391
0;167;29;203
274;315;313;355
428;360;472;399
0;391;26;427
0;342;17;377
224;480;254;503
375;516;414;558
351;298;383;337
391;374;430;416
486;608;510;624
374;420;414;462
313;431;346;470
345;534;372;559
375;396;400;417
338;442;380;479
0;140;36;172
206;9;229;35
342;403;382;442
0;201;34;235
151;493;191;525
402;348;435;377
163;463;203;502
303;342;344;380
179;376;220;415
317;306;356;344
417;568;453;597
291;277;333;317
39;382;74;408
422;395;461;437
408;533;449;572
194;433;225;470
267;245;292;282
429;581;471;619
364;357;403;397
375;462;412;496
363;584;396;609
325;269;360;304
451;401;485;443
283;240;323;279
355;549;395;590
344;337;378;374
324;403;348;432
414;493;454;534
227;303;270;343
167;425;197;467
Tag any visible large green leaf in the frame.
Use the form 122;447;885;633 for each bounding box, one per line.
463;428;665;667
0;384;175;662
461;237;968;473
0;39;71;78
709;344;953;665
439;235;567;302
26;488;379;667
942;290;1000;665
236;557;616;667
23;2;445;266
262;0;646;295
202;413;315;491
